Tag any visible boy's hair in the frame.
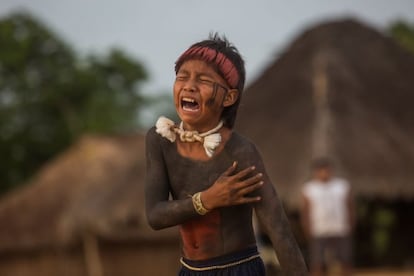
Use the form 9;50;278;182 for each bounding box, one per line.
175;33;246;129
311;157;333;170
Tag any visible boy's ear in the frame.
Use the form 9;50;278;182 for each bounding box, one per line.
223;89;239;107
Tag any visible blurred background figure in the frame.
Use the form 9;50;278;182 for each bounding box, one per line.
301;157;355;276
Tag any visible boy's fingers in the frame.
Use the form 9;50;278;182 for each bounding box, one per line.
237;196;262;204
233;166;256;179
239;181;264;195
222;161;238;176
235;173;263;189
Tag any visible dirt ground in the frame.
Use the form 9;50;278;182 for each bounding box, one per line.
355;270;414;276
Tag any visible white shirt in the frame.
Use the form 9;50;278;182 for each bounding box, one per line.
302;177;351;237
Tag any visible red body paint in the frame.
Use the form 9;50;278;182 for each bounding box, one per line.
180;210;221;259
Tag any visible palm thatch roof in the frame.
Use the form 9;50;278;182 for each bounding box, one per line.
237;18;414;209
0;133;176;252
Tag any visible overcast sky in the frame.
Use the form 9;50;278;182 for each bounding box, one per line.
1;0;414;94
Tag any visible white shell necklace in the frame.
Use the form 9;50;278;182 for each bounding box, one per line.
155;116;223;157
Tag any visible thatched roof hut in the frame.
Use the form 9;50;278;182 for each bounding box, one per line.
0;134;179;276
237;18;414;209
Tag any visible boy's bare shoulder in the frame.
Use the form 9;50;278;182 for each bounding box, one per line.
228;131;260;155
146;126;158;139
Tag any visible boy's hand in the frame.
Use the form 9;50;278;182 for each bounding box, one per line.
201;161;263;210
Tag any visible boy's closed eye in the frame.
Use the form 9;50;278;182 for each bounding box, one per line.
175;75;188;81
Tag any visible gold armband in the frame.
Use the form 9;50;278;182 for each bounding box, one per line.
192;192;209;215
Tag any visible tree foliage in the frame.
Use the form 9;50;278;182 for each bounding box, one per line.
388;20;414;54
0;12;148;193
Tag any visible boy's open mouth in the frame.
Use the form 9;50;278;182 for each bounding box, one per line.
181;97;200;112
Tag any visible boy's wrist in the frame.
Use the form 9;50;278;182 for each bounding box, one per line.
200;190;214;210
192;192;210;215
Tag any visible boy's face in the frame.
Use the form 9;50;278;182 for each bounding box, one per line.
174;59;238;131
314;167;332;182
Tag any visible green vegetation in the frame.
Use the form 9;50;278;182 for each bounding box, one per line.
0;12;150;193
388;20;414;54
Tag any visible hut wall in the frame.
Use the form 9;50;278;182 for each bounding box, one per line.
0;239;180;276
100;239;181;276
0;247;87;276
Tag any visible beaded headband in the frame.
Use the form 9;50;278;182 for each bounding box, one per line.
175;46;239;89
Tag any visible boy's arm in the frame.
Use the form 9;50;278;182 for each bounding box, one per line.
145;128;198;230
300;192;312;240
251;147;308;275
347;185;356;232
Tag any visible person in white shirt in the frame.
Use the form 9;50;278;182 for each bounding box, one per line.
301;157;355;276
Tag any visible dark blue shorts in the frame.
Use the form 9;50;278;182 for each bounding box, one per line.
178;246;265;276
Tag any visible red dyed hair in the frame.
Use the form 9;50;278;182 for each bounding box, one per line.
175;46;239;89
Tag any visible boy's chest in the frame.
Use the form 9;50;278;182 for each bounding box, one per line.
164;154;232;199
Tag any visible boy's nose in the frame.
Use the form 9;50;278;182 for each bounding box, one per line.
183;79;196;92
